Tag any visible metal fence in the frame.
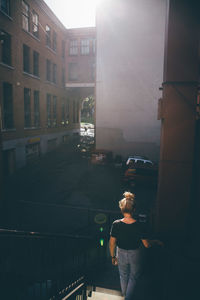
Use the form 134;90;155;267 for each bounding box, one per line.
0;228;103;300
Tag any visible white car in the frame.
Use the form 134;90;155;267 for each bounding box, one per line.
126;156;153;167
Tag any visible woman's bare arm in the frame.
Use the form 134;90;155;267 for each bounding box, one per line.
142;239;164;248
109;236;118;265
109;236;117;256
141;239;151;248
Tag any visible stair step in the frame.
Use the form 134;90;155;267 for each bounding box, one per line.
90;287;123;300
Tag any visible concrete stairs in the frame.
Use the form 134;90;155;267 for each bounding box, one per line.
90;287;123;300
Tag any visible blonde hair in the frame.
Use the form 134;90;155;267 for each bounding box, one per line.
119;192;136;215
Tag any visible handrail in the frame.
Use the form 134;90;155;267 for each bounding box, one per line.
0;228;92;239
19;199;120;214
49;276;86;300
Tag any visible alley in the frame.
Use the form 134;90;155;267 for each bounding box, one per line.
4;135;157;235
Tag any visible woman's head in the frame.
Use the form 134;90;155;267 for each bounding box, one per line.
119;192;136;216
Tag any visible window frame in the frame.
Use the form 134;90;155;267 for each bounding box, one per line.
1;30;11;66
46;93;51;127
61;98;70;126
33;90;40;127
0;0;10;16
52;31;57;51
46;25;51;48
52;95;57;127
2;82;14;130
32;10;39;38
92;38;96;54
23;44;30;73
33;50;39;77
62;68;65;87
46;59;51;81
24;87;31;128
22;0;30;32
69;39;78;56
81;39;90;55
62;40;65;58
52;63;57;84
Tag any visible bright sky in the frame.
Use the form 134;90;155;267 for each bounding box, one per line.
44;0;98;28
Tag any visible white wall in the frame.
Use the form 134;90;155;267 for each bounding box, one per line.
96;0;166;161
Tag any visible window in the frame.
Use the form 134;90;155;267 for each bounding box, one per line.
46;59;51;81
81;39;89;55
23;44;30;73
34;90;40;127
22;1;30;32
32;10;39;38
73;100;76;123
62;40;65;58
62;68;65;87
0;0;10;16
61;98;70;126
66;99;70;124
2;82;13;129
68;63;78;81
92;38;96;54
61;99;65;125
46;94;51;127
73;100;79;123
24;88;31;128
91;62;95;81
33;51;39;76
46;25;51;47
52;31;57;51
52;63;57;84
1;30;11;65
76;100;79;123
52;96;57;127
69;40;78;55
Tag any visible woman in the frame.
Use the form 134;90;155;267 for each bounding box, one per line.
109;192;151;300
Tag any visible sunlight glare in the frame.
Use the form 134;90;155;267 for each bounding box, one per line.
44;0;104;28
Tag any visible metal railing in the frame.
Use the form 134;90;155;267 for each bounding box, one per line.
0;228;104;300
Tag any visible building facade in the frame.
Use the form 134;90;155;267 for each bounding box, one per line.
0;0;95;176
65;27;96;124
95;0;166;161
155;0;200;235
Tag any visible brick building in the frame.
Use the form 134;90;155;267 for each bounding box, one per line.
0;0;96;176
65;27;96;123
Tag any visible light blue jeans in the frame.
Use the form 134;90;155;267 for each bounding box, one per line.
117;247;144;300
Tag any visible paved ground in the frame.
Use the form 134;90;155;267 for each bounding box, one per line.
3;136;198;299
4;135;157;228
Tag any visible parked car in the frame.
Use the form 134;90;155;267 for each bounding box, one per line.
126;155;153;167
91;149;113;165
124;155;158;187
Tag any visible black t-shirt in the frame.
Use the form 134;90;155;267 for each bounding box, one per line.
110;219;148;250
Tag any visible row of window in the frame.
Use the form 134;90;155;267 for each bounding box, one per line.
1;1;96;58
69;38;95;56
1;82;79;130
22;1;65;57
1;0;66;57
0;32;65;86
0;31;94;83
